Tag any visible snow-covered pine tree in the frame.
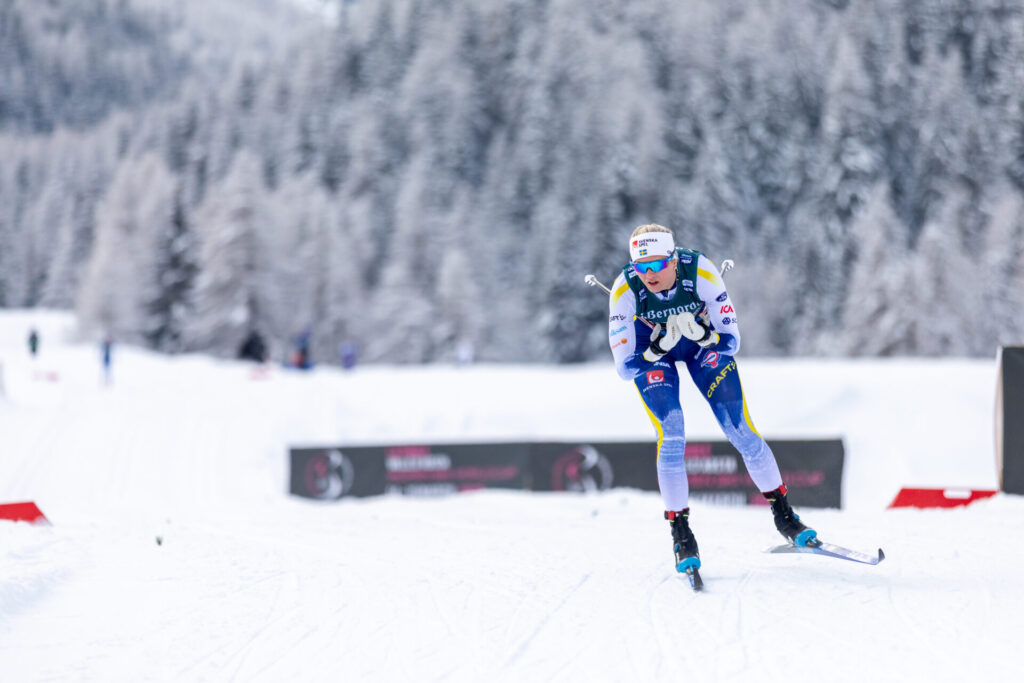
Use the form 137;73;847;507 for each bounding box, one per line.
184;151;269;355
144;189;197;352
980;190;1024;350
77;152;175;342
841;183;911;356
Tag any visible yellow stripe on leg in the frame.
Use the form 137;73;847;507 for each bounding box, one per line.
637;386;665;461
738;374;762;438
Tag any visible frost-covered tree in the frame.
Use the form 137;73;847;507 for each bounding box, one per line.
980;190;1024;349
841;184;911;356
77;152;175;342
184;152;270;354
903;187;979;356
144;189;197;352
261;173;351;364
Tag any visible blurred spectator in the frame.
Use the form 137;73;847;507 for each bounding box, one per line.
338;340;358;370
27;328;39;357
290;326;313;370
101;336;113;385
455;339;475;366
237;330;268;363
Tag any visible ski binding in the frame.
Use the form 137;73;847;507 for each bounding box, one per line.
677;556;704;591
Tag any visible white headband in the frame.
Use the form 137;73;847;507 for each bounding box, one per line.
629;232;675;261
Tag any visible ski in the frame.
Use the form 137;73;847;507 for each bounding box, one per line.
684;566;704;591
765;540;885;566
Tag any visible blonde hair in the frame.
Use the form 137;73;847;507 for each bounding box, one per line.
630;223;673;240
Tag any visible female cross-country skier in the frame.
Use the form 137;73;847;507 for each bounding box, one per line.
606;223;819;575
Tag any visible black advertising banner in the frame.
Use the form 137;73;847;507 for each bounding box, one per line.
764;440;845;508
379;443;529;495
290;448;387;499
528;442;659;492
291;439;844;507
290;444;529;500
999;347;1024;494
528;439;844;508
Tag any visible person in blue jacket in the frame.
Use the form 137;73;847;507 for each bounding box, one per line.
607;224;818;574
101;336;113;385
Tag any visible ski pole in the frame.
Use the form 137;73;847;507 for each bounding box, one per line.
583;274;656;330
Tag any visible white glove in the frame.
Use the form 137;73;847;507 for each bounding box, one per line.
642;319;685;362
675;311;720;348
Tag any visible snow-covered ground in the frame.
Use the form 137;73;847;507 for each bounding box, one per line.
1;310;1021;682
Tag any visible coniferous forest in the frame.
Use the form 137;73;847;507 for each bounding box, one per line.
2;0;1023;364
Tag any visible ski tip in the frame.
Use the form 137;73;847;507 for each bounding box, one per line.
877;548;885;563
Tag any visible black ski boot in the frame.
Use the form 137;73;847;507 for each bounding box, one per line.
666;509;700;572
763;485;819;547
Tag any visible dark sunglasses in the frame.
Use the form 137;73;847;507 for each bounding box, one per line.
632;257;672;274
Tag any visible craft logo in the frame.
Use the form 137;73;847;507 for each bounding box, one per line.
706;361;737;398
701;350;720;368
303;449;355;499
647;370;665;384
551;445;614;492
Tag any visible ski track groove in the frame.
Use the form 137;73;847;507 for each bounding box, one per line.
427;573;460;639
222;584;289;682
714;567;755;678
500;571;592;670
885;579;973;680
647;571;699;678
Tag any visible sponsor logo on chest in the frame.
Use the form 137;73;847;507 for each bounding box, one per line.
644;302;703;321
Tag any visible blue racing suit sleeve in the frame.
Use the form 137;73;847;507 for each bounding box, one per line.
608;272;657;380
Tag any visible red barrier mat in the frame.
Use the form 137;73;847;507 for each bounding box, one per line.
0;501;50;524
888;488;998;509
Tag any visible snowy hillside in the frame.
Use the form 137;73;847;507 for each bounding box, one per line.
1;310;1021;682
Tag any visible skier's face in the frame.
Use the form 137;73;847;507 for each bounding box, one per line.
635;256;676;293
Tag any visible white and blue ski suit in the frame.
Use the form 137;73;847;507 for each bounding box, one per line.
607;248;783;512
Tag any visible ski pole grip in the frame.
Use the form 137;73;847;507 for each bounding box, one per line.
584;274;611;295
